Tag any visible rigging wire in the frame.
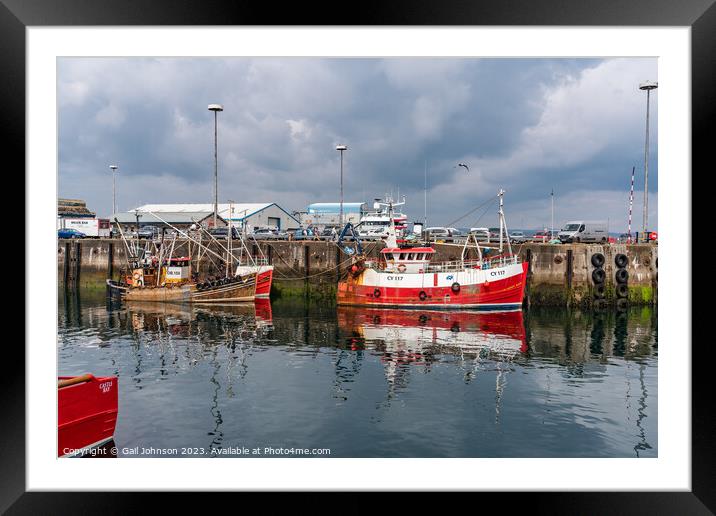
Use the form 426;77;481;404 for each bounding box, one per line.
446;195;498;228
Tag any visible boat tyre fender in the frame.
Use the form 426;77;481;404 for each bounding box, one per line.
419;291;427;301
615;253;628;268
592;268;606;284
616;298;629;311
616;283;629;298
615;268;629;284
594;283;606;299
373;288;381;298
397;263;406;273
591;253;605;268
451;282;461;293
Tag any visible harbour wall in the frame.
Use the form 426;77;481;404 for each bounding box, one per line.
57;239;658;307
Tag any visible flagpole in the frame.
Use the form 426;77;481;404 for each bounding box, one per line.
627;166;635;243
550;189;554;239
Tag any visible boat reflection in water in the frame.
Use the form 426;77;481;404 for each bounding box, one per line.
338;306;526;355
125;299;273;339
337;306;526;400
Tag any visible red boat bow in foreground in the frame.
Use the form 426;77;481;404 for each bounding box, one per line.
58;374;118;457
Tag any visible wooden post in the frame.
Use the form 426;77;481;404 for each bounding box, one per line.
63;242;70;288
304;244;310;296
336;246;342;284
565;249;573;307
267;244;273;265
74;241;82;288
107;242;114;280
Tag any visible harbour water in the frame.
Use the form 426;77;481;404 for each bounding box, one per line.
58;289;657;458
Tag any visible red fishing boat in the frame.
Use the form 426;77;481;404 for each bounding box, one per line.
58;374;118;457
236;259;273;298
337;190;528;310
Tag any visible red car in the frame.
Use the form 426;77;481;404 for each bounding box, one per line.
532;230;551;242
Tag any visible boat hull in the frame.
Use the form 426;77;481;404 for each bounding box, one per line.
235;265;273;298
337;261;528;310
58;375;118;457
107;273;257;303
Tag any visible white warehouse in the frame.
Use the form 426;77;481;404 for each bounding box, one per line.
132;203;300;232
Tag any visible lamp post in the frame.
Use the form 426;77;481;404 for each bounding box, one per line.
336;145;348;227
208;103;224;228
109;165;118;216
639;81;657;242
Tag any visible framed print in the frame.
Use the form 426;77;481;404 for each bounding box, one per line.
5;0;710;511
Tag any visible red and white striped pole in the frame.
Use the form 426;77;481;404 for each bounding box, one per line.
627;166;635;243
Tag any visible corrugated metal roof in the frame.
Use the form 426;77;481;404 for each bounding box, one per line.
135;203;272;218
130;202;300;223
111;211;216;224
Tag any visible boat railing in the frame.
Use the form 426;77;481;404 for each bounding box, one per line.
237;256;269;266
365;254;520;273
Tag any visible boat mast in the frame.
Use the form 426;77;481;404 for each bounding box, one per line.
424;160;427;229
498;189;513;259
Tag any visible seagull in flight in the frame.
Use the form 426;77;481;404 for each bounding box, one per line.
456;163;470;172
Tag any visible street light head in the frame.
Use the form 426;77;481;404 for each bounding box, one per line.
208;104;224;112
336;145;348;151
639;81;658;91
109;165;118;171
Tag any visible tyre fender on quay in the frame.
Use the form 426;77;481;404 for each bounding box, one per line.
592;268;606;284
591;253;605;268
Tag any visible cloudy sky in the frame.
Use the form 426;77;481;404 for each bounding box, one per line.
58;57;657;232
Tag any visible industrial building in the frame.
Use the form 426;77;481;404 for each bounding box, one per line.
115;203;300;233
302;202;367;227
112;210;226;232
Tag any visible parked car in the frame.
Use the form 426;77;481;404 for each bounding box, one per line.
445;228;466;242
58;228;86;239
208;226;240;240
509;230;527;244
424;227;450;242
469;227;491;243
292;228;316;241
250;228;281;240
137;225;160;239
532;230;551;243
319;227;339;241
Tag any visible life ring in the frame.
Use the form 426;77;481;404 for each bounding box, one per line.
397;263;407;273
419;291;427;301
615;253;628;268
615;268;629;284
373;288;381;298
592;268;606;284
591;253;605;268
451;282;461;293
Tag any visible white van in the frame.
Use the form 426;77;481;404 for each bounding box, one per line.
558;221;609;243
58;217;111;238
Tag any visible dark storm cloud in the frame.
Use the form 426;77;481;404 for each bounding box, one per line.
58;57;657;231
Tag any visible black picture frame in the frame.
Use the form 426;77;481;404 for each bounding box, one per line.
5;0;709;510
